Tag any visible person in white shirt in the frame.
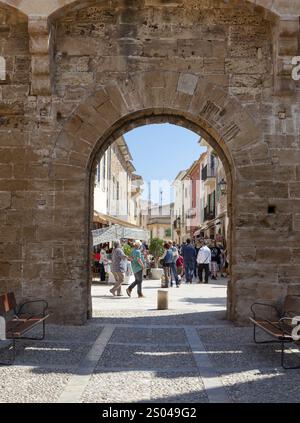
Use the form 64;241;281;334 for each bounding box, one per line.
197;241;211;284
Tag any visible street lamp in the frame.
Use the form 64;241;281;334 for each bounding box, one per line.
218;178;227;195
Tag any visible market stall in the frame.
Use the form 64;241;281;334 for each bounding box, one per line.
92;224;149;246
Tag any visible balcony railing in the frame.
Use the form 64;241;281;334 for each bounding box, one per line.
201;165;216;182
204;206;215;221
186;208;196;219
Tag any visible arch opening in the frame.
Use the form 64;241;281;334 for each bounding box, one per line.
87;111;235;322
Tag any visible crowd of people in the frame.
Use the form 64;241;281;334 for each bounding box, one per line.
93;237;229;297
159;238;229;287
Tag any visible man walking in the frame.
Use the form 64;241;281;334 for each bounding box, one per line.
181;239;196;284
197;241;211;284
110;240;127;296
126;240;145;298
210;240;221;280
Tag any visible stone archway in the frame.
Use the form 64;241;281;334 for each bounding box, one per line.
2;0;297;327
50;70;261;324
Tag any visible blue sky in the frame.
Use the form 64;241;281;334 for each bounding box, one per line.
124;124;206;204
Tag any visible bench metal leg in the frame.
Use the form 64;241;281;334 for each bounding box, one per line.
253;323;282;345
281;341;300;370
253;324;300;370
0;339;16;366
18;320;46;341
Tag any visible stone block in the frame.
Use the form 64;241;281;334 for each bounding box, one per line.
256;247;291;263
95;101;121;125
32;56;50;75
225;58;270;75
0;192;11;209
177;73;198;95
293;214;300;231
102;83;129;115
60;71;94;85
277;150;300;166
143;39;178;57
0;262;10;277
0;164;12;178
177;39;212;58
203;58;225;74
50;164;85;180
237;165;273;181
76;104;109;133
289;183;300;199
58;37;99;56
145;0;183;5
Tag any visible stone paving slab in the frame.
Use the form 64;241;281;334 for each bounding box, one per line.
150;371;208;403
14;340;90;367
197;326;255;344
27;323;104;343
96;344;197;371
81;371;151;403
109;327;188;346
220;368;300;403
203;344;284;370
81;370;208;403
92;310;228;326
197;325;300;403
0;366;71;403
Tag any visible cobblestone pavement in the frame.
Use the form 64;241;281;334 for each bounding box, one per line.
1;278;300;403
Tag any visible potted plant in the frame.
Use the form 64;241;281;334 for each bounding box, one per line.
149;238;164;280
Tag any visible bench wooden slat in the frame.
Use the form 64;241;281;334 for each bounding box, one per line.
6;314;50;338
249;317;293;340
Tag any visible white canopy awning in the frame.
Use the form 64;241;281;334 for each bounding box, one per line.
92;224;149;246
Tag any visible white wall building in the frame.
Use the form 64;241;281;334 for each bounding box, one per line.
94;136;143;229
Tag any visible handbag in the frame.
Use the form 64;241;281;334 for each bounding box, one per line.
159;258;165;267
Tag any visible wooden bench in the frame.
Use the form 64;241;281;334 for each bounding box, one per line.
250;295;300;369
0;292;49;364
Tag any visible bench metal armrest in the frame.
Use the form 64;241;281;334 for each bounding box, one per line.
250;302;280;320
17;300;48;317
279;316;300;326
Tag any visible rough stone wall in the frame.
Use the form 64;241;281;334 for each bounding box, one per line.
54;0;274;102
0;8;32;300
0;0;299;324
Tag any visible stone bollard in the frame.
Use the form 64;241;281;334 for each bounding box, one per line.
157;289;168;310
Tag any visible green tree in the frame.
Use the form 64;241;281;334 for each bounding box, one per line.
149;238;164;267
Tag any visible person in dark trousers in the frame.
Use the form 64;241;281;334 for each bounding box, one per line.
197;241;211;283
159;242;174;287
210;240;221;280
181;239;196;283
194;241;200;278
126;240;145;298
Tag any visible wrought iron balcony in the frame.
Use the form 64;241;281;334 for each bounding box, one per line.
186;208;196;219
204;206;215;221
201;165;216;182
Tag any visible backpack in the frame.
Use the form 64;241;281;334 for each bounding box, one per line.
164;249;174;264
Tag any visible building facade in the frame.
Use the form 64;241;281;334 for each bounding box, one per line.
196;140;228;245
94;136;143;230
173;142;228;245
141;202;173;241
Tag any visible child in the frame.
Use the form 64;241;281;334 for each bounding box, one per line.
176;254;184;281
